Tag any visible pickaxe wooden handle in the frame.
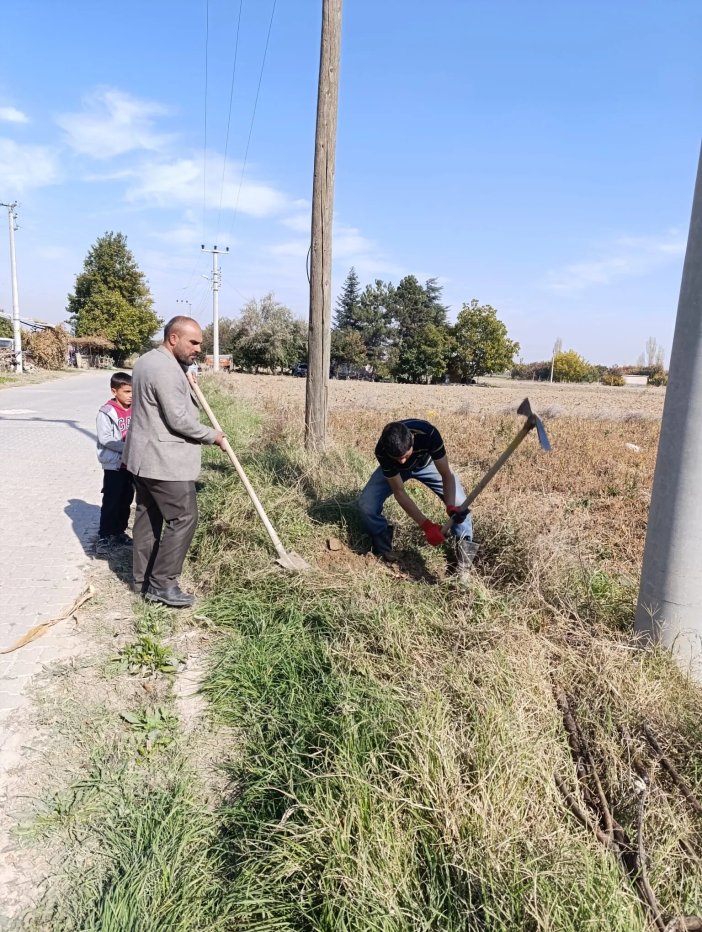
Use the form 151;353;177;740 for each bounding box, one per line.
442;398;550;534
189;377;311;572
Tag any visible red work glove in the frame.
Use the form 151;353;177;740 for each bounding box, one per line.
446;504;468;524
421;519;445;547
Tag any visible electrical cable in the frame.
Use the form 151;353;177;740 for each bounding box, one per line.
228;0;277;235
202;0;210;245
216;0;244;240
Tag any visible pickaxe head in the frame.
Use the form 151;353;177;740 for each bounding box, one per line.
517;397;551;451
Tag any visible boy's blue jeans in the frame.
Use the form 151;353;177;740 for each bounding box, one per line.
358;463;474;544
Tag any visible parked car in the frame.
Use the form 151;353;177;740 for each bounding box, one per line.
292;362;308;377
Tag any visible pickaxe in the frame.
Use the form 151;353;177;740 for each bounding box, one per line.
442;397;551;534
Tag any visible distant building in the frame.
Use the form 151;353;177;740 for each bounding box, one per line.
622;375;648;386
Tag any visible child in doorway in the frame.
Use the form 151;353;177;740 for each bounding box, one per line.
96;372;134;555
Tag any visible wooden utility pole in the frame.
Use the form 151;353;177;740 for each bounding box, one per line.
305;0;343;452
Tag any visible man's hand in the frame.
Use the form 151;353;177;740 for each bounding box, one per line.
446;504;468;524
213;431;227;449
421;519;445;547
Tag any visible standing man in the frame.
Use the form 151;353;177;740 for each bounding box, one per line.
123;316;226;606
358;419;476;577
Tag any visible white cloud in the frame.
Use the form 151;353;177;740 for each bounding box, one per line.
270;239;308;258
331;223;404;279
281;210;310;233
56;88;172;158
0;106;29;124
0;138;60;192
125;154;292;218
545;231;686;294
269;223;402;277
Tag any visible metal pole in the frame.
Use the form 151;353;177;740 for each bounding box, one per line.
305;0;343;452
635;143;702;678
1;202;22;373
212;250;220;372
201;245;228;372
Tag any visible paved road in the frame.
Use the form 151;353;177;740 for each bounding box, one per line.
0;372;110;719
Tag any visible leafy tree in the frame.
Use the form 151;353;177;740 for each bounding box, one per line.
552;349;593;383
334;267;362;330
0;314;12;339
201;317;234;355
67;232;161;363
450;300;519;381
390;323;451;383
550;337;563;381
228;294;305;373
330;328;367;371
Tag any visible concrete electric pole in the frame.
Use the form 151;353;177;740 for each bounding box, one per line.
305;0;343;452
201;245;228;371
635;143;702;677
1;201;22;373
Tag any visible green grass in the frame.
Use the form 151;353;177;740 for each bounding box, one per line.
27;378;702;931
28;775;231;932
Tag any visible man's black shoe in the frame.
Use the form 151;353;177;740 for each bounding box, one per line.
144;585;195;608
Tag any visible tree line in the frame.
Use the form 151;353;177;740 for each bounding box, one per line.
329;267;518;382
61;233;667;386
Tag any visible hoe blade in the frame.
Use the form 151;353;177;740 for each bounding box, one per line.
276;550;312;573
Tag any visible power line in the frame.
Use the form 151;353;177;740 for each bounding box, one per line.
216;0;244;240
202;0;210;245
228;0;277;234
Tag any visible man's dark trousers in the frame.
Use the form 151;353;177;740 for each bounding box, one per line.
99;469;135;538
132;477;198;593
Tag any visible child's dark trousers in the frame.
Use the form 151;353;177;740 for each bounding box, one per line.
99;468;135;538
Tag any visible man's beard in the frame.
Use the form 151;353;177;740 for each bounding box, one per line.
173;348;192;368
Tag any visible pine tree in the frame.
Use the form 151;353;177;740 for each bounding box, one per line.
67;232;161;362
389;275;448;344
334;267;362;330
356;280;392;365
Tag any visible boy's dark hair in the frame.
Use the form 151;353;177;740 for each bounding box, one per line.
110;372;132;390
380;421;413;459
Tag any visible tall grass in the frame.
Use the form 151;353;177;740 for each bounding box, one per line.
29;376;701;930
185;378;702;929
27;772;231;931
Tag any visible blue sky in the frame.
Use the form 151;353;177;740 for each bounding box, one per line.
0;0;699;365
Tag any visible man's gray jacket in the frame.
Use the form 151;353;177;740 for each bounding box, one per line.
123;346;217;481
